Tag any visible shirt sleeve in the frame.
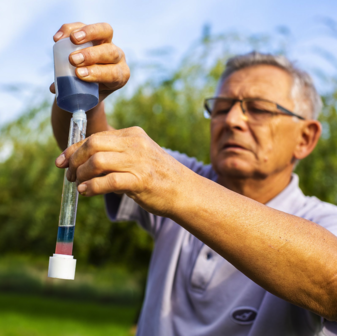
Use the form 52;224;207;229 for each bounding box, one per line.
322;320;337;336
164;148;217;180
105;192;162;238
305;197;337;237
104;149;215;237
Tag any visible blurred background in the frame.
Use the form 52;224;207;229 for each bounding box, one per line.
1;0;337;335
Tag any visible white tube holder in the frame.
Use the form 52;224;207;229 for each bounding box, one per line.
48;254;77;280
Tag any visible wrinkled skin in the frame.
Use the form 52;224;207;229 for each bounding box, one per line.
210;65;321;203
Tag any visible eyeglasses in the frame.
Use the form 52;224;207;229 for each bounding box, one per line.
204;97;305;124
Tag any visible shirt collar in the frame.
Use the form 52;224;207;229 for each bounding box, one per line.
266;173;306;215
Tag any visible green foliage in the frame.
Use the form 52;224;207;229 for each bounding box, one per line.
1;27;337;276
295;94;337;203
0;103;153;273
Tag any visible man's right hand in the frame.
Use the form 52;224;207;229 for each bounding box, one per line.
50;22;130;102
51;22;127;150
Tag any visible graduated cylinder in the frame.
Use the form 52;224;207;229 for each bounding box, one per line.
56;111;87;255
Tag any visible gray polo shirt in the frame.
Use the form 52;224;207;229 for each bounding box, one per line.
105;149;337;336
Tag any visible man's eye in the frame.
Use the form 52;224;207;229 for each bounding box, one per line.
214;109;230;115
249;108;271;114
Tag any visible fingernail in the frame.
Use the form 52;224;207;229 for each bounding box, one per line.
71;53;84;65
77;67;89;77
74;31;86;41
56;154;65;166
78;184;87;194
54;31;63;40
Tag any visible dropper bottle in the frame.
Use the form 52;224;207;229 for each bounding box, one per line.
48;37;99;280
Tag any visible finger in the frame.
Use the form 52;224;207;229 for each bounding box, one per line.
76;151;130;184
70;22;113;45
55;138;87;168
75;63;130;90
50;82;55;94
53;22;86;42
69;43;123;67
67;127;146;180
67;133;129;180
78;172;138;197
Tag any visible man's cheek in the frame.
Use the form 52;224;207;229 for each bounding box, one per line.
261;144;273;164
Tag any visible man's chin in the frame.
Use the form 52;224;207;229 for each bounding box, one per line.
213;159;255;179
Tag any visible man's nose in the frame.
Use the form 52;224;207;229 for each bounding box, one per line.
224;101;248;129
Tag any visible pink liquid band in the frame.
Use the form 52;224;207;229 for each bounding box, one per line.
55;242;73;255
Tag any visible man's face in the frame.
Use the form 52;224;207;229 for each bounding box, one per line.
210;65;303;180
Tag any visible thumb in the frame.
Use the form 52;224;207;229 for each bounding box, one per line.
78;172;139;197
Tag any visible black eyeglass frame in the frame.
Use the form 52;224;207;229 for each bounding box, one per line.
204;97;305;121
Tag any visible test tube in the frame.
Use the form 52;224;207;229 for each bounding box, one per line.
48;38;98;280
56;110;87;256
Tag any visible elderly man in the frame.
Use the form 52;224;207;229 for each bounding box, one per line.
52;23;337;335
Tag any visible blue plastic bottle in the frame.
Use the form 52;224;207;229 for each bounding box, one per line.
53;37;99;113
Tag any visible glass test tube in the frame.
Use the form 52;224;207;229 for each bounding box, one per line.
55;110;87;255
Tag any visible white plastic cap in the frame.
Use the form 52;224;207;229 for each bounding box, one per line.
48;254;77;280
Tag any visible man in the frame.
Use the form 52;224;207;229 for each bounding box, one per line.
52;22;337;335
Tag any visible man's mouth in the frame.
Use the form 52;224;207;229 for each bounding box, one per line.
222;143;247;151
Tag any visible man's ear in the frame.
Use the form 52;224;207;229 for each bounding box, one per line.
293;120;322;160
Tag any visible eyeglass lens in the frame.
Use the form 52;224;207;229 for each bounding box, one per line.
208;98;279;123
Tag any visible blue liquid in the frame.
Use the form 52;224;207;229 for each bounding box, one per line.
56;76;99;113
57;226;75;243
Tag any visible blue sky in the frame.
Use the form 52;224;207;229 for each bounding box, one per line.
1;0;337;126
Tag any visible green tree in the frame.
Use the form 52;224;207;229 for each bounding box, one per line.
1;26;337;275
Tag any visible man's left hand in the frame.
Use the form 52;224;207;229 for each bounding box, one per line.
55;127;192;217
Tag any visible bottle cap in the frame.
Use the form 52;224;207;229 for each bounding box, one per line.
48;254;77;280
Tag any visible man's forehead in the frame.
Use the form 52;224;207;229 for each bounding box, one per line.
218;65;293;103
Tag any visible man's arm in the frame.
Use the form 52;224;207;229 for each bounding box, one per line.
57;127;337;321
50;22;128;150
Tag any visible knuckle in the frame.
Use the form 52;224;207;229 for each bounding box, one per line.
102;65;118;86
60;22;84;33
90;179;100;194
122;65;131;84
107;65;116;81
102;22;113;36
64;145;75;160
90;152;105;169
138;138;148;151
87;23;100;38
85;135;100;153
107;45;119;61
118;47;125;59
68;157;76;173
107;174;118;190
76;166;85;182
131;126;146;135
85;47;97;62
87;64;100;81
60;23;69;31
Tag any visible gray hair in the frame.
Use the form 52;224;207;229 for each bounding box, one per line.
219;51;322;120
